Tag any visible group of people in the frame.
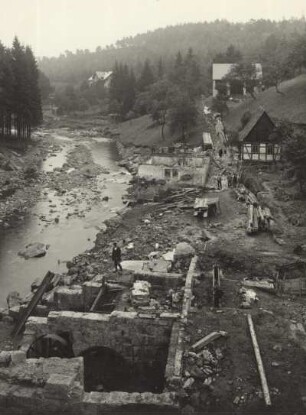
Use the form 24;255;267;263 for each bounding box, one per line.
217;171;238;190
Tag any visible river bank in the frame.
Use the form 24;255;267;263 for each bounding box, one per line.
1;115;306;414
0;122;132;308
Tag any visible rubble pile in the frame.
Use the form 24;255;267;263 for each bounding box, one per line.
131;280;151;306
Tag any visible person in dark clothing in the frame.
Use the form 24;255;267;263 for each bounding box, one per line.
112;242;122;272
214;287;224;308
218;149;223;158
228;173;232;187
217;175;222;190
233;173;237;187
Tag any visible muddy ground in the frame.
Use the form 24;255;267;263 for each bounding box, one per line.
1;115;306;414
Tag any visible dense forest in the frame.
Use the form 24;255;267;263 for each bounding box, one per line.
0;37;42;141
50;17;306;141
39;19;306;84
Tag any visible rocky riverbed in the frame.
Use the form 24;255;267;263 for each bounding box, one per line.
0;125;131;307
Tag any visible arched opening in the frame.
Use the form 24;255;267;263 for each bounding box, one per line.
26;332;74;359
80;346;132;392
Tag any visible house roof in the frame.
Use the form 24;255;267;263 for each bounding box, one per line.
238;110;274;142
88;71;112;82
212;64;235;81
212;63;262;81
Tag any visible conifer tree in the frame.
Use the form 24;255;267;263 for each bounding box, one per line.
137;59;154;92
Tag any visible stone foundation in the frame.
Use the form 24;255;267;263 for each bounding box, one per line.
1;256;199;414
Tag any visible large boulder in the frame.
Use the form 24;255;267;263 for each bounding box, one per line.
174;242;195;259
18;242;48;259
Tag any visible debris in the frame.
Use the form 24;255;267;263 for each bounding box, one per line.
193;197;220;218
239;287;259;308
191;331;228;352
131;280;151;306
272;344;282;352
6;291;22;309
242;278;275;293
183;377;195;390
233;396;240;405
271;361;281;367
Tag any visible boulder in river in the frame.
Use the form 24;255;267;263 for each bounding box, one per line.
18;242;48;259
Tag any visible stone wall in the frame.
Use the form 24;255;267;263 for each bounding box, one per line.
24;310;176;366
0;352;179;415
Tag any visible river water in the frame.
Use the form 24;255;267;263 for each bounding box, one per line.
0;133;129;307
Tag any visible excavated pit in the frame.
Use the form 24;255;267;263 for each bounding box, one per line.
82;345;169;393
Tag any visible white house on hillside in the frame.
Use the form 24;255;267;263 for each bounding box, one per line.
212;63;262;97
88;71;112;88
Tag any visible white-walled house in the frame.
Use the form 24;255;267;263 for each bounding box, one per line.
88;71;112;88
212;63;263;97
138;147;210;186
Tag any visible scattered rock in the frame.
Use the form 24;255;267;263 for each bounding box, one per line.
18;242;48;259
6;291;22;308
174;242;195;258
183;377;195;390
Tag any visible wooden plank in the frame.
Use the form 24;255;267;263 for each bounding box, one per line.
247;314;272;406
12;271;54;337
90;284;107;312
191;331;228;352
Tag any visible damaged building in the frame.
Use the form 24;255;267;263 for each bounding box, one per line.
0;245;199;414
138;146;211;186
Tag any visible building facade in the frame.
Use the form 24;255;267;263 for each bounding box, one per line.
138;147;210;186
239;111;281;162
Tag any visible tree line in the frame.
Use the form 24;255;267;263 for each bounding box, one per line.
108;48;203;140
0;37;42;141
39;18;306;85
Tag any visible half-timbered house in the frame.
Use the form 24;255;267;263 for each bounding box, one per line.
239;110;281;162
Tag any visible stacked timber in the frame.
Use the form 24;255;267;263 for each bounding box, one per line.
235;185;273;235
247;204;273;235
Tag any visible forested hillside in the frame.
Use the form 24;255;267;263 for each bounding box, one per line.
39;18;306;84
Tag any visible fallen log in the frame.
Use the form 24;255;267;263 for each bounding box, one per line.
247;314;271;406
191;330;228;352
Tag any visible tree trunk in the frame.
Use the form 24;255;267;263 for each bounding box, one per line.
161;122;165;140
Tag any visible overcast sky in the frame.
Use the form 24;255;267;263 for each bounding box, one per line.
0;0;305;57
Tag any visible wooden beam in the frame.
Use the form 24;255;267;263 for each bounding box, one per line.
90;285;106;312
247;314;272;406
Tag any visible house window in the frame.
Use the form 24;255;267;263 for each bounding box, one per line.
172;169;178;178
251;144;259;154
164;169;171;179
267;144;274;155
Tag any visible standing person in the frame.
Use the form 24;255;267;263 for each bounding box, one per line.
228;172;232;187
217;175;222;190
233;173;237;188
112;242;122;272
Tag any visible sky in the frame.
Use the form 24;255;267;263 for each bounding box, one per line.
0;0;305;58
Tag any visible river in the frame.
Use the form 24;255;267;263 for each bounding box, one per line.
0;132;130;307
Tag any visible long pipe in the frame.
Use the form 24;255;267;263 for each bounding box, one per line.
247;314;272;406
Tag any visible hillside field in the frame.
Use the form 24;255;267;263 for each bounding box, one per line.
223;74;306;131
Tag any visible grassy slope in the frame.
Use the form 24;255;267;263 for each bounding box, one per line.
117;112;204;148
223;74;306;131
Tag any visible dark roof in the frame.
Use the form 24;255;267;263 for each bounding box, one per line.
238;110;274;142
